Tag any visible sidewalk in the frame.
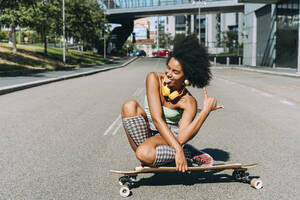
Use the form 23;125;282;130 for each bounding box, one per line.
0;57;138;95
212;64;300;78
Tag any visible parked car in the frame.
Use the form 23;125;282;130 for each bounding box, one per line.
130;49;146;57
152;49;170;57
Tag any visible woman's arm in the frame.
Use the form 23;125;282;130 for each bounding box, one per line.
177;88;224;144
146;72;187;172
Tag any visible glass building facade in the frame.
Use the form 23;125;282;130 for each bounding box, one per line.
276;0;300;68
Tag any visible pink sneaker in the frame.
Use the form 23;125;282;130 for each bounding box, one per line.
191;151;213;167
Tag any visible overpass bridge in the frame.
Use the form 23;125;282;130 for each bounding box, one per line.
100;0;245;51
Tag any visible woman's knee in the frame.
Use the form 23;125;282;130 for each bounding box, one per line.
136;145;156;165
122;100;139;118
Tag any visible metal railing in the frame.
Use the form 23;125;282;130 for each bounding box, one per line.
101;0;230;9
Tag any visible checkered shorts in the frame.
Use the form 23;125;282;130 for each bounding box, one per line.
122;115;193;166
153;145;175;166
122;116;149;146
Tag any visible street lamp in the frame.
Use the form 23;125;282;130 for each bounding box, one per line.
157;16;159;51
193;0;206;44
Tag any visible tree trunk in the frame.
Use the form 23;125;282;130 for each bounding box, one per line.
11;21;17;53
43;24;47;56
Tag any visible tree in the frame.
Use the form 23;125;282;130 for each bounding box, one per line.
158;33;172;49
0;0;37;9
0;0;108;56
0;0;36;52
222;30;238;53
172;33;186;46
65;0;108;51
26;0;61;55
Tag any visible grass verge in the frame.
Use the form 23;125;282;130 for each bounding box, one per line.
0;43;114;74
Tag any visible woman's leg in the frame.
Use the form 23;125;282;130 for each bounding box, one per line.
121;100;191;167
121;99;151;152
136;135;177;166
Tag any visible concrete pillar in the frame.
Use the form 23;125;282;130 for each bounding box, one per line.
205;15;208;47
191;15;194;34
185;15;188;36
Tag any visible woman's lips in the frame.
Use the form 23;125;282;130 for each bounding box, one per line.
164;77;171;84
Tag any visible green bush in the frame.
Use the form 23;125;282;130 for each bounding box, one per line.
0;31;10;41
28;32;42;44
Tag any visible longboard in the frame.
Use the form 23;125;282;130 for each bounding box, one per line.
110;163;262;197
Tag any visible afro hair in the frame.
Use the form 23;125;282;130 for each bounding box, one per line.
167;35;212;88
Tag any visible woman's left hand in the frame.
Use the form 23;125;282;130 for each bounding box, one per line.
202;88;224;112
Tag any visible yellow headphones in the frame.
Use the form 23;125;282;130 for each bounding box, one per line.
161;77;185;101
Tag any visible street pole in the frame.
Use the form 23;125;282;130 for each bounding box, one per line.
157;16;159;51
193;0;203;43
104;36;106;59
62;0;66;65
19;26;21;44
198;6;201;43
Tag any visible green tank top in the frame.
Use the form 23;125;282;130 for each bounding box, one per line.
144;95;183;125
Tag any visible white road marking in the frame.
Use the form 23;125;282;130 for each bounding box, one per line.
112;122;123;135
136;88;144;96
104;87;145;136
216;77;297;106
103;114;121;136
280;100;295;106
132;88;139;96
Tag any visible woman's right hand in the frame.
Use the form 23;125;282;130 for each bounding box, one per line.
175;148;188;172
202;88;224;113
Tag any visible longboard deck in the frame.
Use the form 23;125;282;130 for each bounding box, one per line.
110;163;258;175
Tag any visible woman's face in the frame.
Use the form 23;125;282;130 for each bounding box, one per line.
164;57;185;90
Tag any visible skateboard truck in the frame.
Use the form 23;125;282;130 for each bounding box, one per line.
232;170;263;189
118;176;137;197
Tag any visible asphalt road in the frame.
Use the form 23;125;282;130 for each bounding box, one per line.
0;57;299;200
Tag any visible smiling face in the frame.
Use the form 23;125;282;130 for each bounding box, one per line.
164;57;185;90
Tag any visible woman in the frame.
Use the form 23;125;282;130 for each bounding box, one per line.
121;35;224;172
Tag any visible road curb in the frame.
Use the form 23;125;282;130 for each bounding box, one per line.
212;65;300;78
0;57;138;96
233;67;300;78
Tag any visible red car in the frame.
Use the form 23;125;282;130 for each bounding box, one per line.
152;49;170;57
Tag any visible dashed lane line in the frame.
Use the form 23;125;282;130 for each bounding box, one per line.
216;77;297;107
104;87;145;136
112;122;123;135
103;114;121;136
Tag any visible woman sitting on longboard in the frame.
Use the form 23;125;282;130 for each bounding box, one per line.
121;35;224;172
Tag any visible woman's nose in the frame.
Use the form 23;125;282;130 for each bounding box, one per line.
166;70;172;77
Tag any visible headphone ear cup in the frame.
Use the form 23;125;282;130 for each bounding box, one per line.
168;91;180;101
162;84;170;96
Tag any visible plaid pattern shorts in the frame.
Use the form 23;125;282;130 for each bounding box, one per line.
122;115;193;166
122;116;149;146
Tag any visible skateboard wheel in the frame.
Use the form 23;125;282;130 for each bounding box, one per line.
120;185;130;197
250;178;263;189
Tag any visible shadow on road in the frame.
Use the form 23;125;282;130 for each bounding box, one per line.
201;148;230;162
133;171;260;189
135;171;233;187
